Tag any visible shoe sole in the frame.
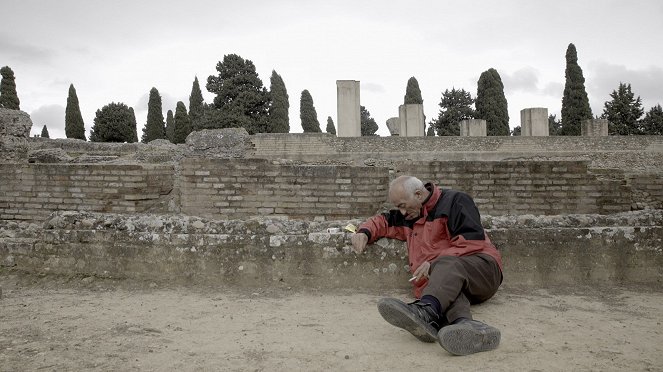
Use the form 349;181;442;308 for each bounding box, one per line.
437;321;501;356
377;298;438;343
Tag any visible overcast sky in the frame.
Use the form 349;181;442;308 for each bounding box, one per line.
2;0;662;138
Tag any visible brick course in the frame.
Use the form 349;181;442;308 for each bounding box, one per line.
179;159;388;220
0;158;661;223
393;160;634;215
0;163;173;220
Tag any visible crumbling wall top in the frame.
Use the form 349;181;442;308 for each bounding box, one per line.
0;108;32;138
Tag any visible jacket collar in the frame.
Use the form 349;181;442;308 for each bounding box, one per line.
421;182;441;217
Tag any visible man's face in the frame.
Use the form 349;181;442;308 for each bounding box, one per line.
390;188;424;220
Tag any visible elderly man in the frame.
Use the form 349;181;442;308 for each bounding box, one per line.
351;175;503;356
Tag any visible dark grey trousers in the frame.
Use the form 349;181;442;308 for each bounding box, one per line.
421;254;502;323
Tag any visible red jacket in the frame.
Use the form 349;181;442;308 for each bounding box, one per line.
358;183;503;298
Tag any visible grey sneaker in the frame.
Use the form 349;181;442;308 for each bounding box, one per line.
437;319;501;355
377;298;443;343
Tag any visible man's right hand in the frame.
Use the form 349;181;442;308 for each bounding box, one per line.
351;233;368;253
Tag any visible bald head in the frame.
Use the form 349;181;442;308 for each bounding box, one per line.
389;176;428;220
389;176;424;199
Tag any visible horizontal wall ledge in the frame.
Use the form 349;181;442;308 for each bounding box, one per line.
1;210;661;289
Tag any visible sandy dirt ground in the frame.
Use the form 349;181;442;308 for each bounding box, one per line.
1;273;662;372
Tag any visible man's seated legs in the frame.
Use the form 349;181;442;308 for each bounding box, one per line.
377;254;502;355
423;254;502;323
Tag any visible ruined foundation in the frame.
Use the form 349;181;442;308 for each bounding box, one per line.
1;128;662;288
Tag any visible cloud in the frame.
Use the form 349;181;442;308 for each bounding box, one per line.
587;61;663;111
542;82;564;98
30;104;65;138
501;67;540;93
134;92;150;111
46;78;73;90
160;92;182;113
135;91;181;113
0;34;55;63
362;82;386;93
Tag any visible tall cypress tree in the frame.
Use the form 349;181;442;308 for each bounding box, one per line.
326;116;336;135
601;82;644;135
173;101;191;144
65;84;86;140
300;90;321;132
476;68;509;136
40;125;50;138
0;66;20;109
641;104;663;135
189;77;204;131
360;105;378;136
561;43;592;135
165;109;175;143
269;70;290;133
404;77;423;104
141;87;166;143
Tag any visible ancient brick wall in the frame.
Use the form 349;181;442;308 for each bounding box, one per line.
0;159;661;223
179;158;388;220
394;161;632;215
0;163;174;220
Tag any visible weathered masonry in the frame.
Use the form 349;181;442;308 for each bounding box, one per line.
1;128;662;288
0;159;661;223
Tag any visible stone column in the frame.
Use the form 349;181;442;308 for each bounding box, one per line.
398;105;407;136
459;119;487;136
398;104;425;137
582;119;609;136
520;108;549;136
336;80;361;137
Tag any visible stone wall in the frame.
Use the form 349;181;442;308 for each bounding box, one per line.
1;210;661;288
250;134;663;172
393;161;631;215
179;159;388;220
628;173;663;210
251;133;663;154
0;163;174;221
2;131;662;289
0;109;32;138
3;132;663;173
1;159;661;223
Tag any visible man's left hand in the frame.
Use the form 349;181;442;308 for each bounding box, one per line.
412;261;430;282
